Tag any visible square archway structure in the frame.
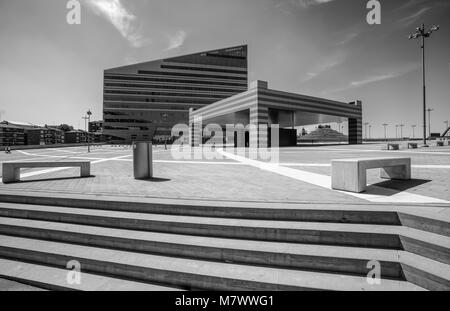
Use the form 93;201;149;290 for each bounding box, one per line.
189;80;362;148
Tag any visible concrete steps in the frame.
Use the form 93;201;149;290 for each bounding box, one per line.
0;203;404;249
0;217;404;279
0;235;424;291
0;258;181;291
0;203;448;266
0;195;448;291
1;192;447;235
0;193;402;224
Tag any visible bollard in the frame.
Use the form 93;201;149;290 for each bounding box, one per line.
133;142;153;179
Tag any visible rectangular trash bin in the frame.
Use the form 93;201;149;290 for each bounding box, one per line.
133;142;153;179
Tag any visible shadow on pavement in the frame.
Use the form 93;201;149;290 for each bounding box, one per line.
371;179;431;192
139;177;171;183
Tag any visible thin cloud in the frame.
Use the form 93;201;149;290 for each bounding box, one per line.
272;0;336;13
295;0;336;8
395;0;425;11
166;30;187;51
396;0;450;11
302;52;346;82
397;7;431;27
324;63;419;94
83;0;149;48
350;74;400;88
337;32;360;46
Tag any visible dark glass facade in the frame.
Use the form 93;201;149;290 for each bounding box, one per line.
0;124;25;146
103;45;248;143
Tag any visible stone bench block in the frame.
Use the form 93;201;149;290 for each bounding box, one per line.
2;162;91;184
332;158;411;193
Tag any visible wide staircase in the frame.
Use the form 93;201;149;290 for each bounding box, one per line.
0;193;448;291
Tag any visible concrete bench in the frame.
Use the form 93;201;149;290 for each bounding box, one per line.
332;158;411;193
408;143;418;149
2;161;91;184
387;143;399;150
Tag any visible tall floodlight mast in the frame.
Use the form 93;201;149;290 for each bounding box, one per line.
409;24;440;147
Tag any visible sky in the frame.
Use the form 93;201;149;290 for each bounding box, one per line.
0;0;449;138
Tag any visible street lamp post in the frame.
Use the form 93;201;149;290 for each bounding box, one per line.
409;23;440;147
427;108;434;139
82;116;89;139
382;124;388;141
369;125;372;140
87;110;92;153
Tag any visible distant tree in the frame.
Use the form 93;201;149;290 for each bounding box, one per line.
59;124;74;132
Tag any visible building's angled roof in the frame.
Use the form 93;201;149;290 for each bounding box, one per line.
105;44;248;74
0;122;26;130
4;121;38;128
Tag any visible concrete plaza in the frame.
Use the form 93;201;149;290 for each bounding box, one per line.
0;144;449;204
0;143;449;291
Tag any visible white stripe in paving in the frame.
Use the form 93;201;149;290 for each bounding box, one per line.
51;149;84;154
281;163;450;169
217;149;450;204
410;165;450;169
281;148;450;156
17;150;75;159
2;157;55;163
14;151;102;161
17;150;46;157
111;159;245;165
281;163;331;167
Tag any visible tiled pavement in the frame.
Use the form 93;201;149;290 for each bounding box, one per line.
0;144;449;203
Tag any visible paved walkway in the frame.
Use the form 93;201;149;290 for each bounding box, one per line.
0;144;449;204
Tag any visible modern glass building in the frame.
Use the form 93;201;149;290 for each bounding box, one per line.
103;45;248;143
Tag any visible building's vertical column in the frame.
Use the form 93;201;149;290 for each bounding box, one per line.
249;105;269;148
291;111;296;130
348;118;362;145
348;100;363;145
